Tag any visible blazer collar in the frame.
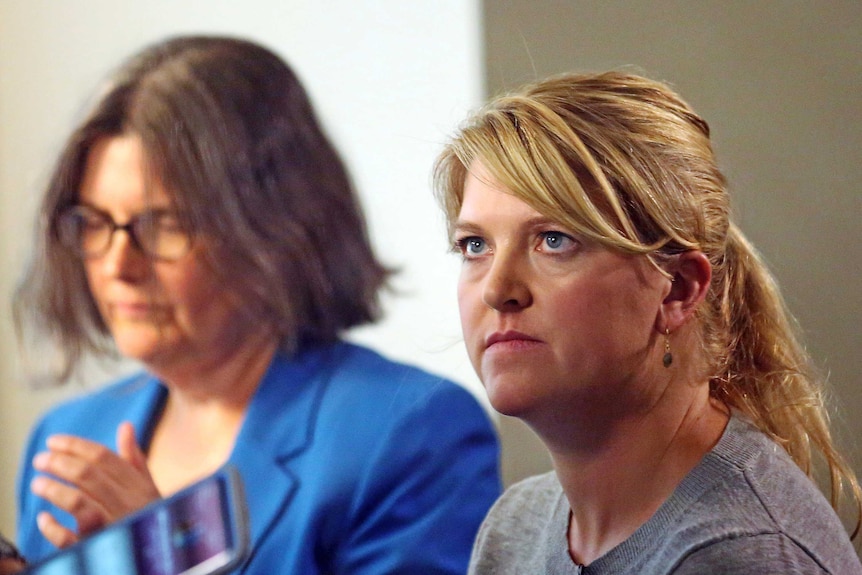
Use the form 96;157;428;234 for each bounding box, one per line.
228;343;344;553
129;344;345;562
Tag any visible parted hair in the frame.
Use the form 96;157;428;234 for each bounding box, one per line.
434;70;860;537
15;35;390;381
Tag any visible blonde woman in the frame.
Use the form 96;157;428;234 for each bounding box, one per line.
435;71;861;573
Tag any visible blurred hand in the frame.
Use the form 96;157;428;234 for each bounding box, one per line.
30;421;161;548
0;534;25;575
0;557;26;575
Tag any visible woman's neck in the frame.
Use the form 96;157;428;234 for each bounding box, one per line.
543;379;729;566
146;330;279;494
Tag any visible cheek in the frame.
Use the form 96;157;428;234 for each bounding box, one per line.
548;277;602;319
168;267;224;318
457;277;484;358
83;260;99;285
457;276;479;329
83;263;108;307
178;258;248;323
555;278;659;358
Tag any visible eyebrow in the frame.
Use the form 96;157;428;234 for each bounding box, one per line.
451;220;483;236
452;215;562;234
76;201;178;215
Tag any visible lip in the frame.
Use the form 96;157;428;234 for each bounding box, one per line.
109;301;160;319
484;330;543;350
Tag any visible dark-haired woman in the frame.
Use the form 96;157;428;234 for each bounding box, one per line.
15;35;500;574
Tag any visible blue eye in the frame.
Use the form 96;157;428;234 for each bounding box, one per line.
455;236;488;258
540;231;575;252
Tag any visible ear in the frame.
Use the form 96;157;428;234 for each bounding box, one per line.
658;250;711;333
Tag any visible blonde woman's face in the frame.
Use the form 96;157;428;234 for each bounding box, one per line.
454;161;670;423
77;135;249;375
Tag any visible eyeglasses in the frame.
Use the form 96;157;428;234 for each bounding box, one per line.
56;205;192;261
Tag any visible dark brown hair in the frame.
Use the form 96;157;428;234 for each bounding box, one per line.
15;35;391;382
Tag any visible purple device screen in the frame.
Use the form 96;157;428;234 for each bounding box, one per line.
25;475;234;575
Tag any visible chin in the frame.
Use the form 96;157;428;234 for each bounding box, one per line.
116;346;161;365
112;335;167;364
109;320;168;353
483;380;538;419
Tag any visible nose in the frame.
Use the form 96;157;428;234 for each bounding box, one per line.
99;228;149;281
482;251;532;311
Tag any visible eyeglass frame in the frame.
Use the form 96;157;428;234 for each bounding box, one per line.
55;204;193;261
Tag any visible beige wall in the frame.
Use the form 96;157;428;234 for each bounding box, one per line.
483;0;862;522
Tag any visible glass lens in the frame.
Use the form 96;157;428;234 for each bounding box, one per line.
57;206;112;257
57;206;191;260
132;213;190;260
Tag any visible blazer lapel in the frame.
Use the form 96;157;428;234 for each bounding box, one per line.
227;345;341;557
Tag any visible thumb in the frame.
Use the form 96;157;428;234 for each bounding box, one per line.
116;421;148;473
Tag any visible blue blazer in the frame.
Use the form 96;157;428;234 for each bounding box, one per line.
18;342;502;574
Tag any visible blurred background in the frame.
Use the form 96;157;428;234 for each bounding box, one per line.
1;0;859;544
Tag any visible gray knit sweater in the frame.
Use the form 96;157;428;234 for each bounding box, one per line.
469;416;861;574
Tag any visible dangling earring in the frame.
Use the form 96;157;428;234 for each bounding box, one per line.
662;328;673;368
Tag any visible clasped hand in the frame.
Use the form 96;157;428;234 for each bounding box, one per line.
30;422;161;548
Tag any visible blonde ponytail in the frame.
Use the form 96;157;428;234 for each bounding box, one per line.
712;224;861;537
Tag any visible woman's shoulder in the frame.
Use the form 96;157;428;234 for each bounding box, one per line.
705;415;841;521
262;341;496;445
502;471;561;499
469;472;566;573
486;471;562;524
672;415;834;513
651;415;860;573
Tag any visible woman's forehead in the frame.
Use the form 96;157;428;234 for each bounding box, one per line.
78;134;174;208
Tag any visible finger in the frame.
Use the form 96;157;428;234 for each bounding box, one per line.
30;476;107;535
34;435;161;522
116;422;148;473
35;437;134;497
36;511;79;549
45;434;118;465
32;449;112;490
